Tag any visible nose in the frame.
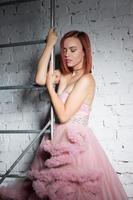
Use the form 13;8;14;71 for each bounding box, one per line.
64;50;71;58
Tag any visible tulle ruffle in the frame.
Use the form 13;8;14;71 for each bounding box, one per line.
29;168;103;200
28;125;103;200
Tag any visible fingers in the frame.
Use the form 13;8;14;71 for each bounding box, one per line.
55;70;61;78
47;68;60;85
50;27;56;31
49;27;57;34
47;27;58;46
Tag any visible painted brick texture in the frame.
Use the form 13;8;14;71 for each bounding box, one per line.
0;0;133;198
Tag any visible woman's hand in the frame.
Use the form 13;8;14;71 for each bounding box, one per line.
46;27;58;47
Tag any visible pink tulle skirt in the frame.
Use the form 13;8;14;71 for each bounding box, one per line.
0;122;128;200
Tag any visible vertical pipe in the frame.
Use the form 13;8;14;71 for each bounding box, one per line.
50;0;55;28
50;0;55;140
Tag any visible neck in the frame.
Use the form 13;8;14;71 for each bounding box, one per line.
72;67;84;77
73;67;83;71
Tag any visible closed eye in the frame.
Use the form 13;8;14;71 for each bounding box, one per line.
71;49;77;52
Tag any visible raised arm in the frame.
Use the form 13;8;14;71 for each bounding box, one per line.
35;28;58;85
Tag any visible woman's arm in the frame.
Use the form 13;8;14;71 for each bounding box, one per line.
47;72;95;123
35;28;58;85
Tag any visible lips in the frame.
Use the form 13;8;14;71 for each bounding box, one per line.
66;59;72;63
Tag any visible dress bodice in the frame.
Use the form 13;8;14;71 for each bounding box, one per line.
58;90;91;127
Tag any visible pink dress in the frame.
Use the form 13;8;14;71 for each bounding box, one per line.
0;90;128;200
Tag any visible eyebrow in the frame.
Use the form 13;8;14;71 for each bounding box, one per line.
64;46;77;49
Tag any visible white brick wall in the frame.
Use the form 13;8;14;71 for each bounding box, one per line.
0;0;133;198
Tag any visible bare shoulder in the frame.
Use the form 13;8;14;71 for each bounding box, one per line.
77;73;96;88
77;73;96;106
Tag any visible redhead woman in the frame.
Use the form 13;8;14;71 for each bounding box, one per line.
0;28;128;200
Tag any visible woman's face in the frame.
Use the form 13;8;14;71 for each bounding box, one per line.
63;37;84;69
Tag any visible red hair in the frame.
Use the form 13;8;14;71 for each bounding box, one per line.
60;30;92;75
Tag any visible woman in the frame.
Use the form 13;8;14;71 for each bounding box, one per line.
0;28;128;199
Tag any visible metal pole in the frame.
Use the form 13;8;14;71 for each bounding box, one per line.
0;121;50;184
50;0;55;140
